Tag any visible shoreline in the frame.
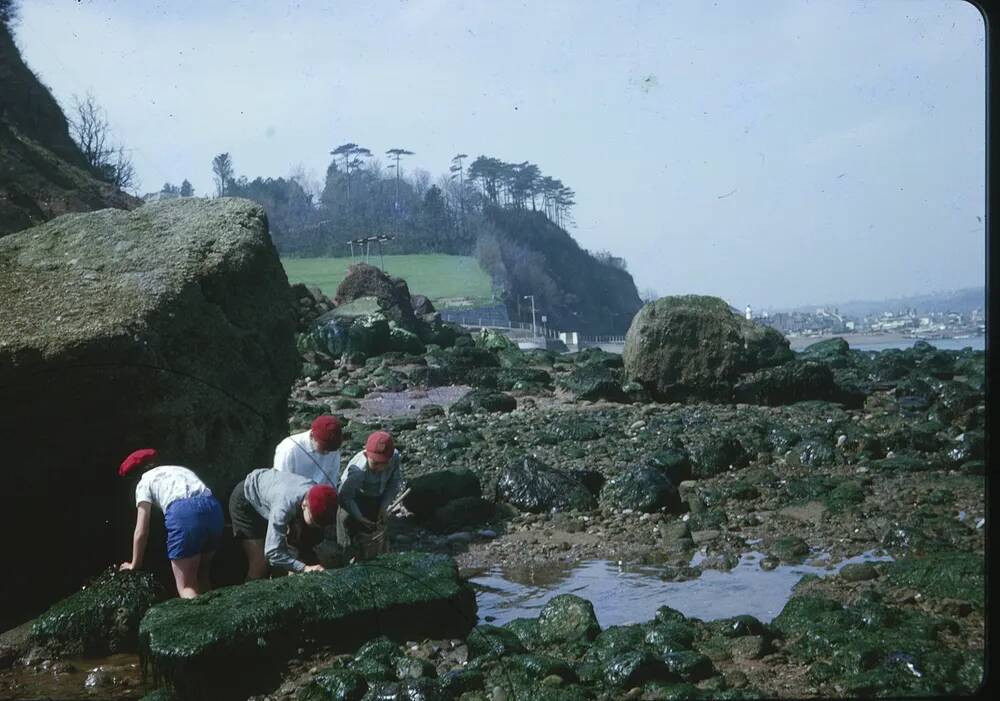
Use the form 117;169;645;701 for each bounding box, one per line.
786;332;980;350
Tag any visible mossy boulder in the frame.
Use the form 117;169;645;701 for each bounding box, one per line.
557;363;628;402
733;360;848;407
0;198;299;630
449;389;517;415
402;469;482;517
622;296;793;401
29;568;164;657
599;464;682;514
771;593;977;696
495;456;596;514
139;553;476;700
427;497;495;533
537;595;601;645
299;668;369;701
467;624;525;659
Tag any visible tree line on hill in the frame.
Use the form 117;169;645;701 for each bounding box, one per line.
202;145;640;333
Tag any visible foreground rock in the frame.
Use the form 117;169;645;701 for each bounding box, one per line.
0;198;299;629
140;553;475;700
27;568;163;658
496;456;596;513
623;295;792;401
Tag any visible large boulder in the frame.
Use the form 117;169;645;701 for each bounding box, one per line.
140;553;476;700
622;296;793;401
335;262;419;328
0;198;299;629
495;456;596;513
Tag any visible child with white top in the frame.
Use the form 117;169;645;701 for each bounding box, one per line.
118;448;224;598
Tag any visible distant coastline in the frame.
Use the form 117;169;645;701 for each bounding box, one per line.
787;333;983;351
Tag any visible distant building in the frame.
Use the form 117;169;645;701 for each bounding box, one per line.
745;305;752;320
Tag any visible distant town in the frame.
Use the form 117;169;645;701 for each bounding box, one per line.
749;305;984;340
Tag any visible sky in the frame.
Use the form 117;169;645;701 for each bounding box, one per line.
12;0;986;309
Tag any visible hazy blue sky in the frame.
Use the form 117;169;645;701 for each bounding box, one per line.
13;0;985;309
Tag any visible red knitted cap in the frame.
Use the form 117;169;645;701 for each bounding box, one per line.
119;449;157;477
307;484;338;526
365;431;394;462
310;415;343;451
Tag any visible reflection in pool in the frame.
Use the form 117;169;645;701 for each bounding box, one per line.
472;549;893;626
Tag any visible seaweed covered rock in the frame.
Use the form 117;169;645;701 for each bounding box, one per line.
299;667;368;701
537;595;601;645
467;624;525;659
335;263;419;329
598;464;682;514
28;568;164;657
0;198;299;629
449;389;517;415
623;295;793;401
771;593;978;696
495;456;597;513
402;469;482;517
427;497;495;533
140;553;476;700
799;337;853;367
557;363;628;402
732;360;847;407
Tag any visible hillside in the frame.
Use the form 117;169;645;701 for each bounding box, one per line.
0;22;138;236
282;254;494;308
478;206;642;334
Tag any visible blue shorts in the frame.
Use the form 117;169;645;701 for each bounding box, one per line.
165;494;224;561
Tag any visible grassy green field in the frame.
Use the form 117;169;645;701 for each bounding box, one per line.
281;254;495;308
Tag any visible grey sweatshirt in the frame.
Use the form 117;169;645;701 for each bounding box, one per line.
337;449;403;521
243;468;313;573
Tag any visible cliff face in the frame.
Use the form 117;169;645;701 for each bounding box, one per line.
0;23;139;236
483;206;643;335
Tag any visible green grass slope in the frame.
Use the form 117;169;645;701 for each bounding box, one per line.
281;254;494;308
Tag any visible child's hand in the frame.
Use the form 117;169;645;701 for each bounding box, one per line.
303;564;324;573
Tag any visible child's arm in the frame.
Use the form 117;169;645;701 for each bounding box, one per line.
120;502;152;570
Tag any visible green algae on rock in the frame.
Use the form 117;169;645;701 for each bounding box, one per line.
139;553;475;699
29;567;164;657
537;595;601;645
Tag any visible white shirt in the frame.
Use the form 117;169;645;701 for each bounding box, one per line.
135;465;211;511
273;430;341;487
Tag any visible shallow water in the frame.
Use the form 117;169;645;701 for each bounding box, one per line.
0;653;148;700
472;549;894;626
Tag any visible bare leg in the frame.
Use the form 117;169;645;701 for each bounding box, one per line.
171;555;202;599
242;539;268;581
198;550;216;593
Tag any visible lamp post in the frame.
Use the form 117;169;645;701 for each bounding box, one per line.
523;295;537;337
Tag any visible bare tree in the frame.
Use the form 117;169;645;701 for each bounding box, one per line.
68;93;138;191
212;153;234;197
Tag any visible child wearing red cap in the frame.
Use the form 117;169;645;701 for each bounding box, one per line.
336;431;403;561
273;415;342;486
118;449;224;598
229;468;339;579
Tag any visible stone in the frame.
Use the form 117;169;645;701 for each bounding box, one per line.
450;389;517;415
428;497;495;534
767;536;810;563
537;595;601;645
0;198;299;630
402;470;483;517
298;668;368;701
29;568;163;657
139;553;476;700
600;465;682;514
557;363;629;402
495;456;596;513
622;295;793;401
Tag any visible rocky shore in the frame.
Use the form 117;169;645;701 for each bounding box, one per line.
0;213;985;700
